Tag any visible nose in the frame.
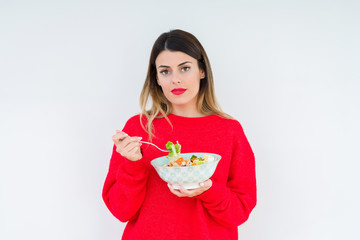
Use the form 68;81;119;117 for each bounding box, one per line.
171;71;181;84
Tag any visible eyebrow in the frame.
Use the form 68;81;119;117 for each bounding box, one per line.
158;61;193;69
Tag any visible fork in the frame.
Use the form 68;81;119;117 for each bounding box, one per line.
140;141;170;152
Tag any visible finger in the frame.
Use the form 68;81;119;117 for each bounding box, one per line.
120;131;128;139
123;141;142;156
121;136;142;147
117;136;142;150
116;131;128;141
117;141;142;161
200;179;212;189
125;143;143;161
178;185;193;195
168;184;186;197
178;185;202;197
176;181;212;198
112;131;128;142
119;141;141;156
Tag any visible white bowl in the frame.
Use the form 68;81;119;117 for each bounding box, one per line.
151;152;222;189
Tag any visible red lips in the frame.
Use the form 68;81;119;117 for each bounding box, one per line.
171;88;186;95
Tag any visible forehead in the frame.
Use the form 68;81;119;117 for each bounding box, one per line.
155;50;196;67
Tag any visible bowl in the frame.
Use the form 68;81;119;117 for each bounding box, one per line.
150;152;222;189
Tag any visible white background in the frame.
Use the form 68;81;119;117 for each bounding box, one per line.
1;0;359;239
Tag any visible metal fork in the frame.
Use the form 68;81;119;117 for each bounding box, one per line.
140;141;170;152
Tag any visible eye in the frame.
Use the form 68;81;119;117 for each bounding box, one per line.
160;69;169;75
181;66;190;72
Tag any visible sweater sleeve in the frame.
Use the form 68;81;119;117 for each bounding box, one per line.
102;116;149;222
195;121;257;228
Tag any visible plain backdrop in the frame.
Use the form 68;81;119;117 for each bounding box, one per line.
1;0;359;239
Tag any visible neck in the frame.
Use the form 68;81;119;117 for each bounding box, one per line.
171;105;205;118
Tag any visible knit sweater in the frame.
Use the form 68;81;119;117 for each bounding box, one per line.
102;114;256;240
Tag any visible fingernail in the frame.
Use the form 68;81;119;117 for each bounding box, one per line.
199;182;205;187
123;132;128;136
138;137;142;140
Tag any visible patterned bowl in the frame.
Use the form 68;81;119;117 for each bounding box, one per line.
150;152;222;189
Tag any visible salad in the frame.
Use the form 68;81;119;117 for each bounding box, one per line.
165;141;214;167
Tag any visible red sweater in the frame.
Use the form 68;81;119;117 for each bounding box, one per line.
102;114;256;240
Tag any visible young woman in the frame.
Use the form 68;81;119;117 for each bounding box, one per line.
102;29;256;240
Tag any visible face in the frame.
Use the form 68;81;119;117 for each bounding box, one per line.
155;50;205;112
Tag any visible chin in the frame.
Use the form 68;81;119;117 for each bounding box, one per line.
167;93;197;107
170;98;197;107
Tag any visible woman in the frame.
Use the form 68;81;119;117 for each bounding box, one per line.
102;29;256;240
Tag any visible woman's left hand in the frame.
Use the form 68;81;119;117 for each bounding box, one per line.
168;179;212;197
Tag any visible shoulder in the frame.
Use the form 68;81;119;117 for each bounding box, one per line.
215;115;244;130
122;114;139;127
122;114;146;133
215;115;250;143
126;114;141;124
125;114;149;124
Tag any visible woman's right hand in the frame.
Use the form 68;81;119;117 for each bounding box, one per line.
112;130;143;161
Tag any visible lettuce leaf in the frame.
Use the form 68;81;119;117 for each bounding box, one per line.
166;141;181;158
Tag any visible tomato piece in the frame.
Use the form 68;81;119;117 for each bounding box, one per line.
175;157;184;165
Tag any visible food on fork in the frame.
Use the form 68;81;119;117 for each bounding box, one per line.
165;141;215;167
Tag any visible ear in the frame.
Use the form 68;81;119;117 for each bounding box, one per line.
200;69;205;79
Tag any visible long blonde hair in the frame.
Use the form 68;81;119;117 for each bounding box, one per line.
140;29;231;141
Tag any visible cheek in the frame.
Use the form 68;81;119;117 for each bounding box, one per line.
158;80;171;93
191;77;201;91
158;79;166;88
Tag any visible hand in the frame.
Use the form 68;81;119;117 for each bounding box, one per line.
168;179;212;197
112;130;142;161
